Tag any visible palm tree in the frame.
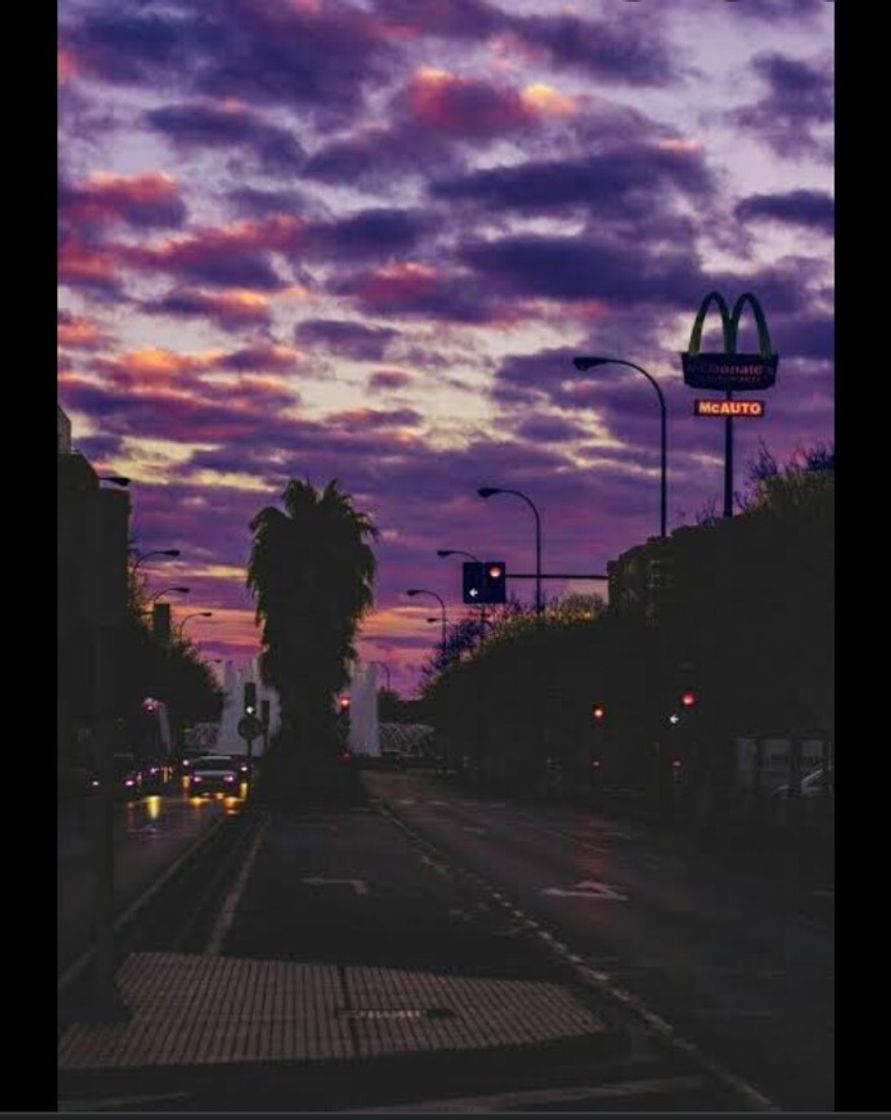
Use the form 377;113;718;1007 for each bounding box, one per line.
247;478;378;762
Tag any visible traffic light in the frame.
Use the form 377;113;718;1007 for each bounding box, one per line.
243;681;257;716
338;696;351;713
592;704;605;723
482;561;506;604
680;689;697;709
462;560;507;604
463;562;484;604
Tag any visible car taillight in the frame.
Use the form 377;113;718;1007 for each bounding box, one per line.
124;778;135;787
224;775;234;782
192;775;202;782
91;779;99;788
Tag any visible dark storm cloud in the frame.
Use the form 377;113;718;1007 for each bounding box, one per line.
306;209;439;261
727;52;833;159
146;101;304;173
734;190;834;233
432;144;714;217
772;312;834;361
294;320;398;362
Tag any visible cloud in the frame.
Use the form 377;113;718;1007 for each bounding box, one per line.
734;189;833;233
141;286;273;330
59;170;187;230
324;407;422;429
305;208;439;261
368;369;412;392
333;261;501;323
399;69;546;137
146;100;304;173
726;52;833;159
126;214;305;288
432;143;714;218
294;319;398;361
57;310;114;350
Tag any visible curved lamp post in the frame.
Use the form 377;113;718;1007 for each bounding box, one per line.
407;589;447;652
150;586;190;604
572;356;667;539
131;548;181;572
478;488;542;617
177;610;212;639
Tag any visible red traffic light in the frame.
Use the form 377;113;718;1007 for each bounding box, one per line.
487;564;503;580
680;690;697;708
592;704;605;722
339;696;350;711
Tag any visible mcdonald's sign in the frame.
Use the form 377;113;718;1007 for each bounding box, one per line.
694;398;765;418
681;292;779;391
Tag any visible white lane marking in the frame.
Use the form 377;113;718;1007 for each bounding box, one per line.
352;1075;709;1113
205;819;267;956
397;799;416;805
543;879;628;901
301;876;369;896
461;825;487;834
59;1091;192;1111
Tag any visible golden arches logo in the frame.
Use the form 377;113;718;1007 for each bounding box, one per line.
681;290;779;391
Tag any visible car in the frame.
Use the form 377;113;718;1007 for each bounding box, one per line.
140;759;172;792
227;755;253;780
188;755;241;796
113;753;143;798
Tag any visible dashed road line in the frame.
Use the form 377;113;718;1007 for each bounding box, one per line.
205;818;267;956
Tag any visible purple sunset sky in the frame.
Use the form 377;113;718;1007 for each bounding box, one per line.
58;0;834;694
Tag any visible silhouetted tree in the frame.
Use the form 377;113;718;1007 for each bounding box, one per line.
247;478;378;763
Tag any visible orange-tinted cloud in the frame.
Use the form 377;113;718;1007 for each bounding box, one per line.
57;311;114;349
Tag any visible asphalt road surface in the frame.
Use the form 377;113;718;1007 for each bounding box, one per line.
364;770;833;1111
58;781;246;975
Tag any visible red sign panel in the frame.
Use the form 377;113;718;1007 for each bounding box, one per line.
694;398;765;418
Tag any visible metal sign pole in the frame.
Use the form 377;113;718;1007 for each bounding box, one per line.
724;390;734;517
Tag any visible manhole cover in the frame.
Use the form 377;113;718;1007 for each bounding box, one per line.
338;1007;457;1021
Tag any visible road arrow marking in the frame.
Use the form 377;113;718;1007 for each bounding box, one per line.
301;877;369;896
542;879;628;901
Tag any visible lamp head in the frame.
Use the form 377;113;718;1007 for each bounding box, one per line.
436;549;453;558
406;589;421;597
163;549;181;558
477;487;500;498
572;356;608;372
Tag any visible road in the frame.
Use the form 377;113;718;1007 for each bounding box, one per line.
58;780;247;976
363;769;834;1111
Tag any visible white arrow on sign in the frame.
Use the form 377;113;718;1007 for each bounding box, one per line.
469;588;479;598
302;877;369;896
542;879;628;901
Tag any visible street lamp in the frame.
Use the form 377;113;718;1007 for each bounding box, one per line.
131;548;181;572
150;586;190;604
406;589;447;651
100;475;131;487
571;356;667;539
177;610;212;638
436;548;487;641
478;487;542;617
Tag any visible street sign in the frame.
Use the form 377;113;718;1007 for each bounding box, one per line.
238;715;263;741
681;292;779;391
694;398;765;418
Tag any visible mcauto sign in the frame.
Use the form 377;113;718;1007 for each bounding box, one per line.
681;292;779;391
694;398;765;418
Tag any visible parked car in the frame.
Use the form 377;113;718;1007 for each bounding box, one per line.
188;755;240;796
